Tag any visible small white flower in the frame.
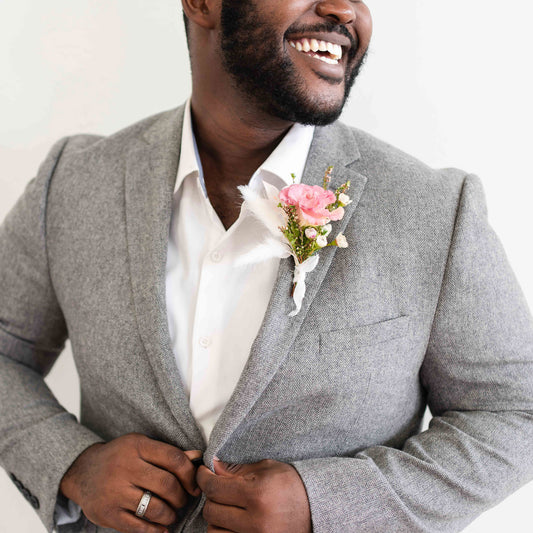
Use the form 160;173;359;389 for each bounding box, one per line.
322;224;332;237
316;235;328;247
338;193;352;206
335;233;348;248
305;227;318;240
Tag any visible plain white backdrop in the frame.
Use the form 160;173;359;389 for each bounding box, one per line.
1;1;532;531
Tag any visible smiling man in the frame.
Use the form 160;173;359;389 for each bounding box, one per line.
1;1;532;533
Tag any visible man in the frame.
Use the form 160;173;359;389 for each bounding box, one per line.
1;1;532;533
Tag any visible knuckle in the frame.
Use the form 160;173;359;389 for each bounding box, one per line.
151;501;176;525
159;472;180;492
167;447;187;469
122;432;142;446
164;509;177;526
135;434;153;456
142;463;157;479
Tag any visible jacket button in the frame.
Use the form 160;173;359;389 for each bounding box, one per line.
29;495;40;509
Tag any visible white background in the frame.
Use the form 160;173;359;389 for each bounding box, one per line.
1;1;532;531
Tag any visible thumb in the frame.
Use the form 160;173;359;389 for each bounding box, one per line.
213;456;241;476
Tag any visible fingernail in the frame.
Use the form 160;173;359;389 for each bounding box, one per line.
214;456;220;461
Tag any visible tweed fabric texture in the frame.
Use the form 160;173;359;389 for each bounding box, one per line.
0;105;532;533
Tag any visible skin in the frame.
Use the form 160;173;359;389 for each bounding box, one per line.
186;0;372;531
184;0;372;229
59;1;372;532
197;458;313;533
60;434;203;533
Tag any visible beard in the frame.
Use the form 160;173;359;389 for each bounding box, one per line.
220;0;367;126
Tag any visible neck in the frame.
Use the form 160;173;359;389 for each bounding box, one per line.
190;93;294;184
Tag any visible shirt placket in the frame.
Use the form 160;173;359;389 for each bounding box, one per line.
188;180;232;437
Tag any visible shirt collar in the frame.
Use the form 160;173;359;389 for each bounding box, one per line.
252;120;315;190
175;98;315;195
175;99;205;194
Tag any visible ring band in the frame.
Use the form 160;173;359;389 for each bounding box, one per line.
135;490;152;518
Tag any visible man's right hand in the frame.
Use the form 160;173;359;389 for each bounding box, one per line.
59;433;204;533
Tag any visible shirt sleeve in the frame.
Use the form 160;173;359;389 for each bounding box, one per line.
54;496;83;527
290;174;533;532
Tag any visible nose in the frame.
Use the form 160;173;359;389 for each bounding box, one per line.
316;0;356;25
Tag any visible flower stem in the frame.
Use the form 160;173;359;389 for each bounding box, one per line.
291;282;297;297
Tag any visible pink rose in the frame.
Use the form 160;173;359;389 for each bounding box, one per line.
279;184;338;226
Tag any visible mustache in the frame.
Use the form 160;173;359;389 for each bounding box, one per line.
285;22;358;58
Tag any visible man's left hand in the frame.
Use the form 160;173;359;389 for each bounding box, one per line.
196;457;312;533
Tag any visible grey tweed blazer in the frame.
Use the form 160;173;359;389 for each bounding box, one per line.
1;105;532;533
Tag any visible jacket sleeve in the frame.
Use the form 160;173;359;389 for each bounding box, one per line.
290;174;533;532
0;137;105;533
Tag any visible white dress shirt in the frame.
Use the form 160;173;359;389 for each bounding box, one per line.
166;100;314;443
55;102;314;525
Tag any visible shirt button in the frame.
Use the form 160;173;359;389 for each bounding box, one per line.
210;250;223;262
199;336;211;348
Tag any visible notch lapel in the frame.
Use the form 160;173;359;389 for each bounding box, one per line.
206;123;368;463
125;106;206;449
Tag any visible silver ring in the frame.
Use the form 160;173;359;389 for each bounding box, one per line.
135;490;152;518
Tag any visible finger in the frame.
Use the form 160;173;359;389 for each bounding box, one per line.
185;450;204;469
196;465;246;507
203;498;248;532
131;463;191;509
207;526;235;533
116;509;169;533
184;449;204;462
136;437;202;496
124;486;176;527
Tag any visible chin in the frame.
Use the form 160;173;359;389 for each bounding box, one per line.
290;95;346;126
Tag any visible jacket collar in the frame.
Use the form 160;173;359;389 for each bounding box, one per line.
206;120;368;464
125;104;368;458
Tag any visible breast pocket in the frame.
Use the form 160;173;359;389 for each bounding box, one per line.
319;315;410;352
318;315;410;423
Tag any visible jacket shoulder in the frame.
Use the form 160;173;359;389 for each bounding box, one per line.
59;106;182;161
341;123;468;193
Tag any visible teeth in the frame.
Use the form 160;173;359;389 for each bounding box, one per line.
312;53;338;65
287;38;343;61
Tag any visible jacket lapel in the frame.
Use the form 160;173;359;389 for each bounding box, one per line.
125;106;206;449
206;122;368;463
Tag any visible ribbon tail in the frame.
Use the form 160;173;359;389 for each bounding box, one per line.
288;254;320;317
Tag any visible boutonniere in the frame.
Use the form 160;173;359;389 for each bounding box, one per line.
238;166;351;316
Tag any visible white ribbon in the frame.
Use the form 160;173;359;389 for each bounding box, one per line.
289;254;320;317
237;182;321;317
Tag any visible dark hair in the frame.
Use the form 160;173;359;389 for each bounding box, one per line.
183;11;190;43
